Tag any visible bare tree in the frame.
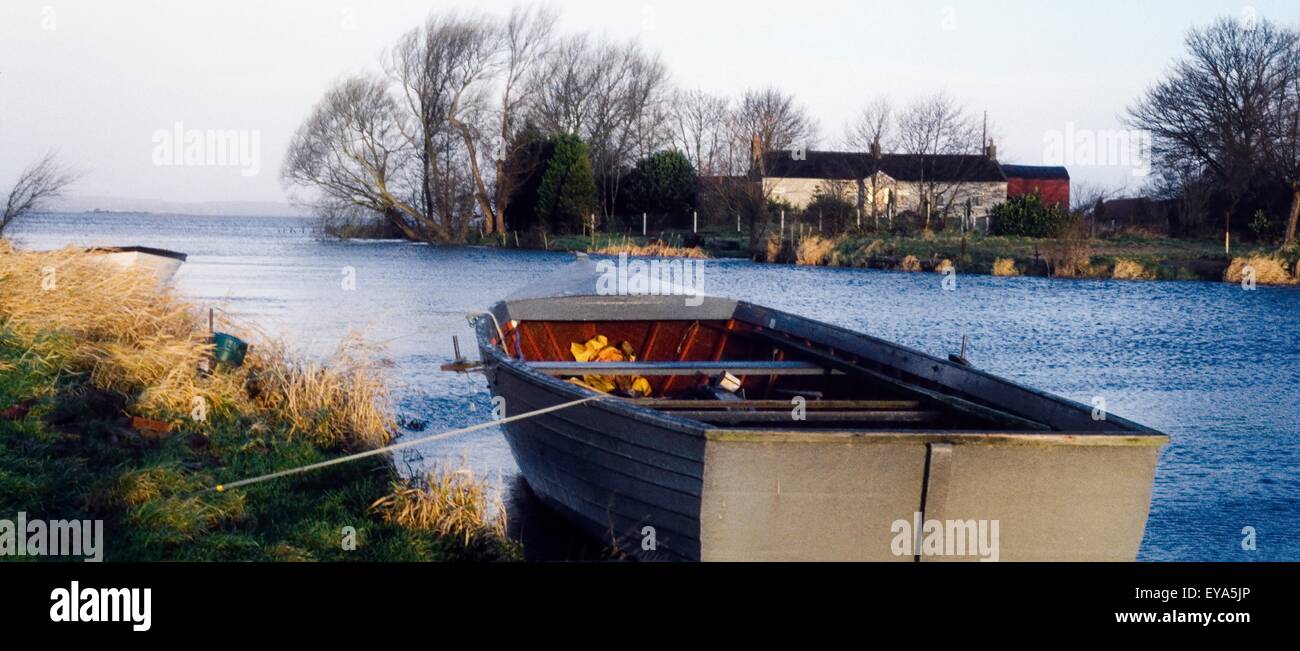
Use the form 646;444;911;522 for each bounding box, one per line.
1271;31;1300;244
844;96;894;153
1;153;78;237
625;49;674;162
1144;161;1210;235
733;86;818;175
384;23;454;232
1127;17;1299;244
439;13;508;237
713;87;818;253
894;91;983;229
282;75;435;241
845;96;895;221
525;34;594;135
288;7;558;242
442;7;560;237
490;5;558;234
525;35;671;221
671;89;732;176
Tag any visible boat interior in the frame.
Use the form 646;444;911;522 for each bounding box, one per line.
499;317;1068;433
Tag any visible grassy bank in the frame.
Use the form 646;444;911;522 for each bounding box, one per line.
483;226;1296;284
0;243;518;561
480;229;752;259
798;232;1298;283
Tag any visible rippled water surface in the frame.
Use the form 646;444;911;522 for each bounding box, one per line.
12;212;1299;561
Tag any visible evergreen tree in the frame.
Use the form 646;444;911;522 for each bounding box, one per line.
623;150;698;228
535;132;599;233
502;123;552;234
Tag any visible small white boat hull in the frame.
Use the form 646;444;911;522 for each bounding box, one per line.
85;247;187;285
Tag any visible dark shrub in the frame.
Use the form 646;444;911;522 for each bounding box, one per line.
989;194;1071;237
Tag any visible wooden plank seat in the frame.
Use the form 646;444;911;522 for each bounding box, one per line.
527;360;836;376
666;410;944;424
627;399;923;410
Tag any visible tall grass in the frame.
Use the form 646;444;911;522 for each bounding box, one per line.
0;245;391;449
1112;258;1155;280
896;255;922;272
1224;256;1294;285
795;235;840;266
371;468;517;560
991;257;1019;276
588;235;708;259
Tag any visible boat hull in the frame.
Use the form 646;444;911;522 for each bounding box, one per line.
486;364;706;561
476;286;1166;562
485;354;1161;562
85;247;187;285
698;431;1160;561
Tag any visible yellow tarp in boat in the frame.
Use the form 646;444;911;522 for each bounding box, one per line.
566;335;651;397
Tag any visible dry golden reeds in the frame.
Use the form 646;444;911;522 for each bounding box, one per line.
795;235;840;266
371;468;509;551
1043;219;1092;277
991;258;1019;276
765;233;784;263
1224;256;1294;285
1111;258;1155;280
896;255;922;272
0;244;392;449
588;236;708;259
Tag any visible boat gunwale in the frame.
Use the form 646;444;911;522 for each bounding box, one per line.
83;246;189;262
733;300;1165;437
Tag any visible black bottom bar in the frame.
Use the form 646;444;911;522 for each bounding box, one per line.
1;562;1290;638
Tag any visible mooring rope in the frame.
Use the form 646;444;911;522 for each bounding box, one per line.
209;395;604;493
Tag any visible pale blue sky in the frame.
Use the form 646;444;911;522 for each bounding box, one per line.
1;0;1295;205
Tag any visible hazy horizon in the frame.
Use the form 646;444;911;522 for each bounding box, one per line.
2;0;1296;207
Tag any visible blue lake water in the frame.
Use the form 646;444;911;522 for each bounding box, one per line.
10;212;1299;561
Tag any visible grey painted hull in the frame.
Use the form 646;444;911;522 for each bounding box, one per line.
486;362;707;561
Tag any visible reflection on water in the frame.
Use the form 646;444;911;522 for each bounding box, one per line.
11;212;1300;561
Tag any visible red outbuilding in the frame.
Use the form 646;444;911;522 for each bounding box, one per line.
1001;164;1070;209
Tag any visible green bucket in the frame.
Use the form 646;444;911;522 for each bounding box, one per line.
212;332;248;367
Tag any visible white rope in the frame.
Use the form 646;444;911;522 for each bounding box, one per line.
210;395;603;493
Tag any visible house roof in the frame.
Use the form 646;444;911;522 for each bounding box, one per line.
763;150;1007;183
1000;164;1070;180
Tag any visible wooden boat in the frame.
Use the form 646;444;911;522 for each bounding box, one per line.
473;260;1167;561
84;246;188;284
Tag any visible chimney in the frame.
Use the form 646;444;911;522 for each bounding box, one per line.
985;139;997;161
870;136;882;160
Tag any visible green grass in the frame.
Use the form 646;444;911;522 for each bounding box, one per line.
493;224;1289;279
0;337;517;562
816;231;1285;280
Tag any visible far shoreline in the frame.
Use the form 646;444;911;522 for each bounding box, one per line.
31;210;1300;287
